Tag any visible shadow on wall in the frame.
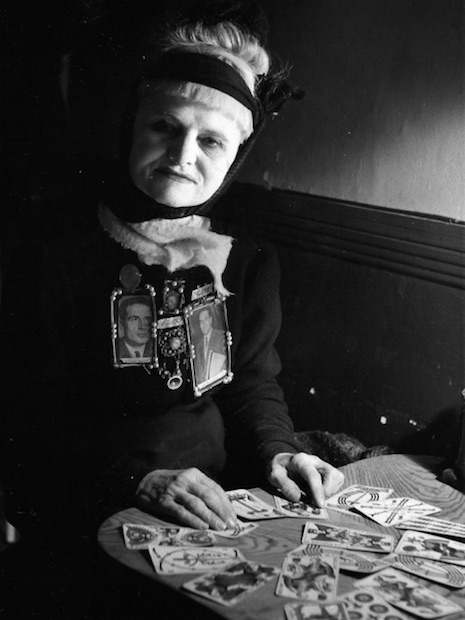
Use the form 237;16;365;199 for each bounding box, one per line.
394;407;462;460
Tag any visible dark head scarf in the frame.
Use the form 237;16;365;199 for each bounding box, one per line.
104;43;303;222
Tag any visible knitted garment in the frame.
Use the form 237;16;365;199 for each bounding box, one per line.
98;204;234;297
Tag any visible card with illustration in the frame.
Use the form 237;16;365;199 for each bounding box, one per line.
284;601;349;620
276;552;339;601
302;522;394;553
355;497;441;527
122;523;216;550
393;553;465;588
182;560;279;606
149;545;245;575
212;521;259;538
226;489;285;520
341;588;410;620
325;485;394;513
290;544;394;574
395;531;465;566
355;567;463;618
274;496;329;519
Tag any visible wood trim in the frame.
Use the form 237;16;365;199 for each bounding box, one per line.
217;184;465;290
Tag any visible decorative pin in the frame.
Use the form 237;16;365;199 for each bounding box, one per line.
167;373;183;390
119;264;142;291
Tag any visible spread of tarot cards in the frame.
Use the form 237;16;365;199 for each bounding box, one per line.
117;484;464;617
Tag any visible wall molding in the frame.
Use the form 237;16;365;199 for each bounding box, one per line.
217;184;465;290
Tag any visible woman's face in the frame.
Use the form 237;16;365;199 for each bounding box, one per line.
129;91;244;208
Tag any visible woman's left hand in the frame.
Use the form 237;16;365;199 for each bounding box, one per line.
267;452;344;508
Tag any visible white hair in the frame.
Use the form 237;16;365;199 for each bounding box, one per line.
162;22;270;95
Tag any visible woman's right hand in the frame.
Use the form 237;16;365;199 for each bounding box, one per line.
135;467;238;531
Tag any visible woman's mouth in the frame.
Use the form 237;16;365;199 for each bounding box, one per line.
153;168;197;184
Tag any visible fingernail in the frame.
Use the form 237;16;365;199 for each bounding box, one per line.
215;520;226;531
227;518;237;529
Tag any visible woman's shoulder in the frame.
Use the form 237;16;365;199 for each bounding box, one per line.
212;217;277;260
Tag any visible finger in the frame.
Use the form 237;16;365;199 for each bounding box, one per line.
177;489;231;531
180;470;237;526
286;453;328;507
268;462;302;502
321;468;345;497
139;490;210;529
193;482;238;529
161;498;211;530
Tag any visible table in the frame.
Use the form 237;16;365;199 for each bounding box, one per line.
98;454;465;619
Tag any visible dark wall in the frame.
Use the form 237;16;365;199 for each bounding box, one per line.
217;183;465;458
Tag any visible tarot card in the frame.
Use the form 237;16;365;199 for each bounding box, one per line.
341;589;409;620
122;523;216;550
395;531;465;566
355;568;463;618
148;545;245;575
335;550;394;574
284;601;349;620
182;559;279;606
325;485;394;514
274;496;329;519
393;554;465;588
276;552;339;601
290;544;394;574
213;521;259;538
302;522;394;553
396;515;465;539
355;498;441;527
226;489;285;520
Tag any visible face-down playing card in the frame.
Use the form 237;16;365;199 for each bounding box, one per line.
355;567;463;618
276;552;339;601
302;522;394;553
182;559;279;606
226;489;285;520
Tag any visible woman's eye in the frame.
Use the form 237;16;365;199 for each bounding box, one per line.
150;120;176;134
200;136;222;149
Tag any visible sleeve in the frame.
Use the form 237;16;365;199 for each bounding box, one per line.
214;241;300;473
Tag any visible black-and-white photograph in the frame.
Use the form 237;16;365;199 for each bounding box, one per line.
114;294;155;365
1;0;463;618
186;298;230;393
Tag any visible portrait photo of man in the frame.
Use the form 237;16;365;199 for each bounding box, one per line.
117;295;154;362
193;304;227;385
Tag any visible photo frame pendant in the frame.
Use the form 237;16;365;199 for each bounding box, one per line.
111;267;232;396
111;283;158;369
184;294;233;397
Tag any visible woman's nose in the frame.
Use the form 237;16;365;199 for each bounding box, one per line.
168;132;197;166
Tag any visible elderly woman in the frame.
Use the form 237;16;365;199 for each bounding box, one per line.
1;21;342;554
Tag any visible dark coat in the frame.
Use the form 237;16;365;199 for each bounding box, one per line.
0;214;299;543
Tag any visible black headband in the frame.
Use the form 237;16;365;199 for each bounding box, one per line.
142;52;262;126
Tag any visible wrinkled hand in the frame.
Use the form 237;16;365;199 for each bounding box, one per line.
267;452;344;507
135;468;238;531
